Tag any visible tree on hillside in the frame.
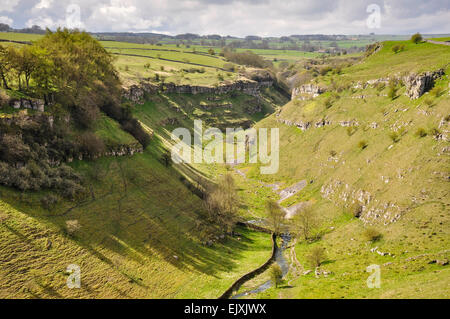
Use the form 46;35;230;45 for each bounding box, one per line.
266;200;285;234
269;264;283;288
0;23;10;32
306;246;327;268
411;33;423;44
0;45;12;89
205;173;239;234
292;205;319;241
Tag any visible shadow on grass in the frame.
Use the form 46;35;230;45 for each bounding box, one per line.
1;150;269;296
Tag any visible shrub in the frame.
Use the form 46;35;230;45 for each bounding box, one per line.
389;131;400;143
0;89;8;107
387;86;397;100
347;126;357;136
59;179;86;200
350;203;363;218
429;86;444;97
223;50;271;68
40;194;59;210
411;33;423;44
430;127;441;138
323;97;333;109
375;82;386;91
415;127;427;138
391;44;405;53
77;132;105;158
306;247;327;268
358;140;368;150
329;150;337;157
121;119;151;148
223;63;235;72
319;66;332;76
0;134;31;163
66;219;80;235
161;150;171;167
269;264;283;288
363;228;382;242
332;66;342;75
424;98;434;107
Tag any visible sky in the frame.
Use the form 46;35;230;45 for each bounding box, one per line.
0;0;449;37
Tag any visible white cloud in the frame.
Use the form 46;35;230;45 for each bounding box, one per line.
88;0;163;31
5;0;450;35
25;16;66;29
0;16;13;25
0;0;20;13
35;0;54;10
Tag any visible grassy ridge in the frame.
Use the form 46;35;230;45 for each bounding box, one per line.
0;58;287;298
0;142;273;298
229;41;450;298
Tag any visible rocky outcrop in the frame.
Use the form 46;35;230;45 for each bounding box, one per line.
315;118;332;128
321;180;403;225
0;113;143;165
123;79;273;104
10;98;45;112
277;117;333;131
68;143;143;163
339;120;360;127
277;118;311;131
291;83;325;100
353;69;445;100
403;69;444;99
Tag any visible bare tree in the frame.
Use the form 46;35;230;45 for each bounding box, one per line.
205;173;239;234
306;246;326;268
292;205;319;241
266;200;285;234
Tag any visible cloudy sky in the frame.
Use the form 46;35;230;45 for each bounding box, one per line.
1;0;449;36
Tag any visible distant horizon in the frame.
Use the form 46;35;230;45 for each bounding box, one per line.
2;28;450;39
1;1;449;37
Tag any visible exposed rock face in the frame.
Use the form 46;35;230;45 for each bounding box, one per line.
10;98;45;112
339;120;359;127
315;118;331;128
65;143;144;163
277;117;333;131
122;79;273;104
403;69;444;99
352;69;445;100
0;113;143;166
321;180;403;225
277;118;311;131
291;83;325;100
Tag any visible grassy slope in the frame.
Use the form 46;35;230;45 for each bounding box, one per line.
0;136;274;298
0;32;291;298
231;41;450;298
